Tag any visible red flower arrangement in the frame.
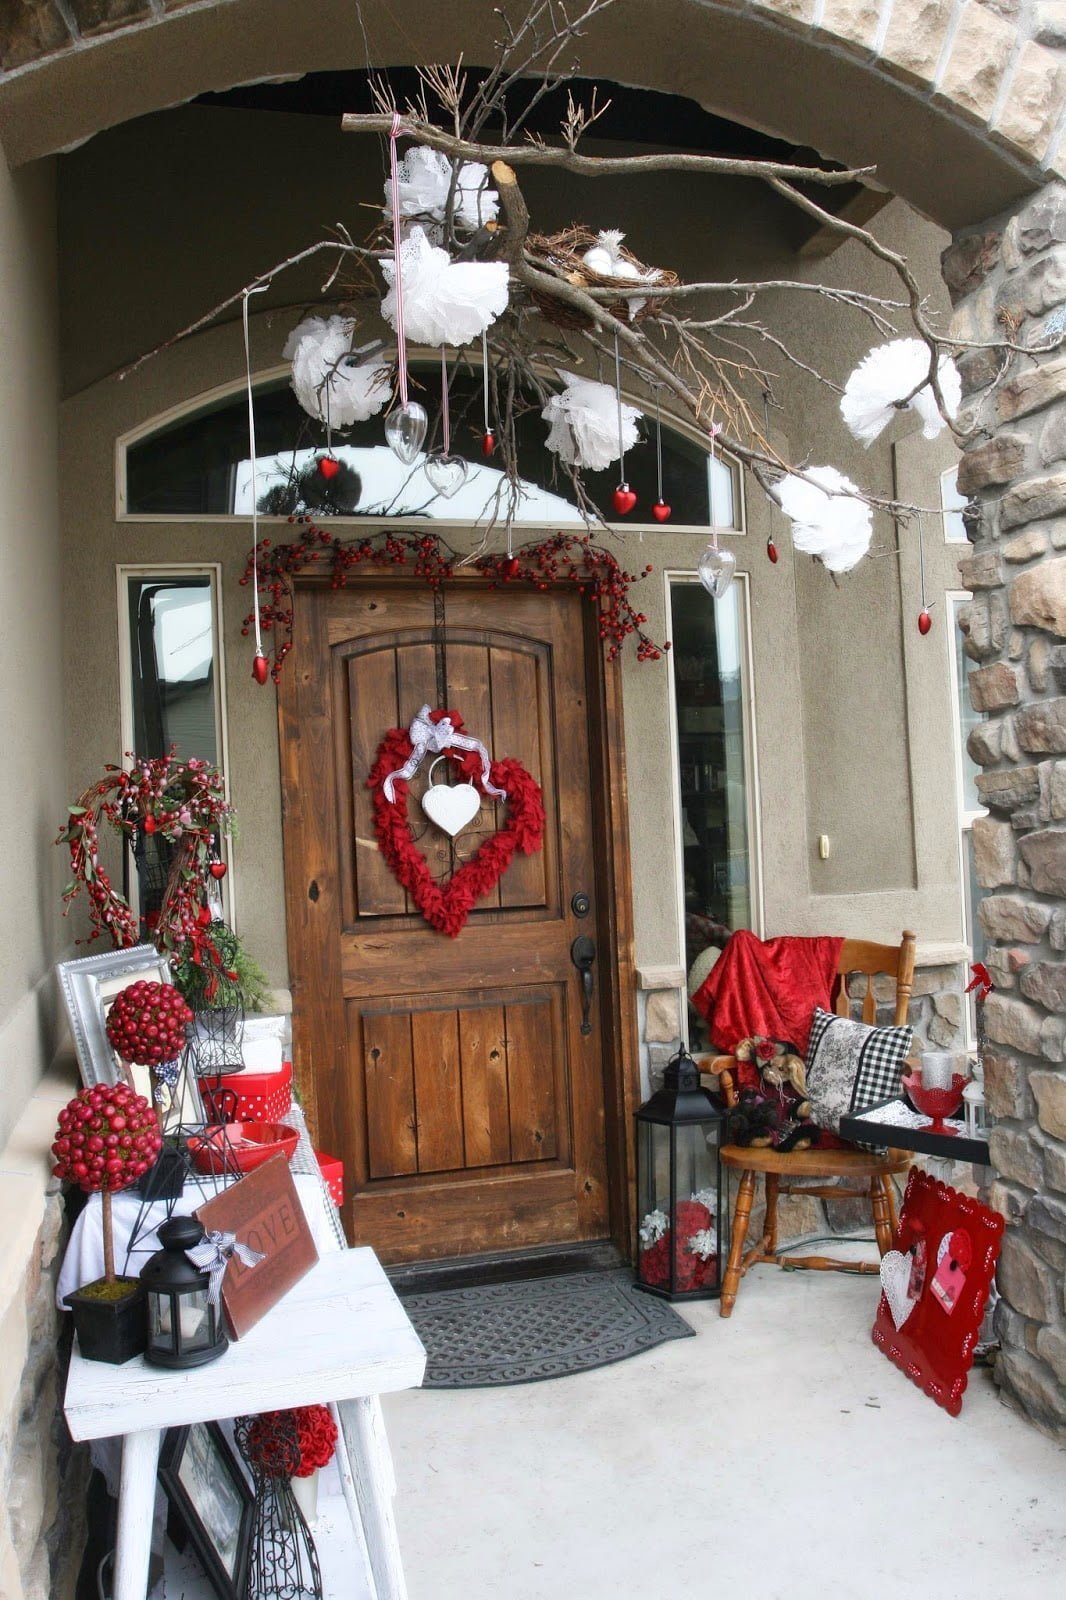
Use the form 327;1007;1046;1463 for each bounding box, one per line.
368;715;545;938
240;522;669;682
52;1084;162;1283
105;980;193;1067
246;1405;338;1479
638;1199;718;1293
57;750;233;966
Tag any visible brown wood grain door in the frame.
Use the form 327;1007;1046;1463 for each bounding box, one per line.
278;578;616;1262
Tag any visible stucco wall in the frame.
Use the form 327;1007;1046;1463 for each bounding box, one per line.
0;147;65;1148
58;103;967;995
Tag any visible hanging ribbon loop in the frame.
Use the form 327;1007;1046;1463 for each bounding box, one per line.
186;1228;266;1307
381;705;507;803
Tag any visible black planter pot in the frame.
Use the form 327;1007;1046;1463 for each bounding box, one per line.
64;1277;147;1364
134;1143;187;1202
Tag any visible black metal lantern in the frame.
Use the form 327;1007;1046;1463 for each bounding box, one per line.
634;1047;727;1299
141;1215;228;1368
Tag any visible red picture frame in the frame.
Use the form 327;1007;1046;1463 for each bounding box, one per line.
872;1167;1004;1416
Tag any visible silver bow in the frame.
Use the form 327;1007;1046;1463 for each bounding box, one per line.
382;704;506;803
186;1228;266;1307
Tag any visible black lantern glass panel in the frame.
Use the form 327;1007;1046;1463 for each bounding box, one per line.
635;1047;726;1299
141;1215;228;1367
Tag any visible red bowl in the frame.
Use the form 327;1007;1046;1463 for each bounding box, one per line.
188;1120;299;1176
901;1071;967;1121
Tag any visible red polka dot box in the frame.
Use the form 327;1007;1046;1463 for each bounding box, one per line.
315;1151;345;1208
202;1059;293;1123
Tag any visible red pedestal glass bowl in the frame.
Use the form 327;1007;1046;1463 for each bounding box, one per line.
901;1071;968;1136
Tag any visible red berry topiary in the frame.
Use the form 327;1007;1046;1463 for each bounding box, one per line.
53;1084;163;1283
105;980;193;1067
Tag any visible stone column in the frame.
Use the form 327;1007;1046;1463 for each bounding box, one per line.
946;182;1066;1439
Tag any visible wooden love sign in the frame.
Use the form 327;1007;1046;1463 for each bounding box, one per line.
196;1155;319;1338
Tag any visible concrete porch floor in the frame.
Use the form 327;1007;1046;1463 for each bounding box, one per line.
382;1261;1066;1600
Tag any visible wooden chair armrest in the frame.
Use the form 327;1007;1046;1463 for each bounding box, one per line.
695;1053;739;1109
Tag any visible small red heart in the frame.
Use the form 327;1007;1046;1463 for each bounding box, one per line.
142;814;158;835
612;484;637;516
502;556;521;579
482;431;496;457
767;539;779;564
252;651;269;685
652;501;671;523
317;456;341;480
209;861;228;881
918;609;933;635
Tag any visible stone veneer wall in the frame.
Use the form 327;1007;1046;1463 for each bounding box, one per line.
946;182;1066;1441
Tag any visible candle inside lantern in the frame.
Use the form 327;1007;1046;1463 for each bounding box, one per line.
921;1052;956;1090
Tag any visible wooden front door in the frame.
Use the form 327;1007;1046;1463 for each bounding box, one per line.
279;578;627;1263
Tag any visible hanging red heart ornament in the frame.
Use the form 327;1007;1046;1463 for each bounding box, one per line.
252;651;269;685
918;609;933;635
767;538;779;564
209;860;228;881
317;455;341;480
612;484;638;516
652;501;671;523
482;431;496;457
502;555;521;580
369;726;545;937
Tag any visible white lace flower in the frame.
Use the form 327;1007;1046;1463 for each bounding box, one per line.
542;369;642;472
638;1208;670;1247
686;1227;718;1260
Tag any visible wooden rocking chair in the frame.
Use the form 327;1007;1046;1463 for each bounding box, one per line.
712;931;917;1318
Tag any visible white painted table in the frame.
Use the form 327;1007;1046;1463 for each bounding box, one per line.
64;1247;426;1600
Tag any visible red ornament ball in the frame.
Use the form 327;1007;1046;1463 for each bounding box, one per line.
918;609;933;635
52;1084;162;1194
316;455;341;480
252;651;269;685
612;484;637;516
105;980;192;1067
652;501;671;523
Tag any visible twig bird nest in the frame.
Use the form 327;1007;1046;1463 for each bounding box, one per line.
525;225;678;329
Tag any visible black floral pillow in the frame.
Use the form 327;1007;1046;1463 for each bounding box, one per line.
805;1007;913;1133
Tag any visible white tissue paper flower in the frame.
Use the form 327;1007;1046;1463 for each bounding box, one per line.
283;315;391;426
687;1228;719;1260
383;146;499;235
690;1189;718;1212
542;369;642;472
776;464;873;574
841;338;961;444
380;225;509;349
639;1209;670;1247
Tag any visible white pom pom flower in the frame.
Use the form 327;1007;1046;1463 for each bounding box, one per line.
542;370;642;472
285;315;391;427
776;465;873;574
639;1209;670;1247
380;225;509;349
687;1227;718;1261
383;146;499;235
841;338;961;445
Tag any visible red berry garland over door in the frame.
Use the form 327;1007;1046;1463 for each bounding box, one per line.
277;579;616;1265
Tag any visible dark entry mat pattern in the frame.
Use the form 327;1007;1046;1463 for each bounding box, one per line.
400;1269;696;1387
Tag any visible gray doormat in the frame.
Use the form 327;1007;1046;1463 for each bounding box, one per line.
401;1269;696;1388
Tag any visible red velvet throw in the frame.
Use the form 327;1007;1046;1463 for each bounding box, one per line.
691;929;844;1055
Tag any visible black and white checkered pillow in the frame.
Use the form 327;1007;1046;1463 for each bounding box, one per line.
805;1006;913;1134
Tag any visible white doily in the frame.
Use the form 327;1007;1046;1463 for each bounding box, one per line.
542;369;642;472
383;146;499;235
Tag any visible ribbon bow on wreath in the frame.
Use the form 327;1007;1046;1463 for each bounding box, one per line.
370;708;545;938
186;1228;266;1306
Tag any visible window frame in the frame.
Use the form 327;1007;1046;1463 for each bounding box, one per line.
664;568;764;1021
116;563;235;927
115;361;746;537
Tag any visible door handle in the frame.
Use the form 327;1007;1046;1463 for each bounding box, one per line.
570;935;596;1036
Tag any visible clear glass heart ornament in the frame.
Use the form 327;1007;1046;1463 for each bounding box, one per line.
384;401;428;465
424;454;469;499
697;541;736;599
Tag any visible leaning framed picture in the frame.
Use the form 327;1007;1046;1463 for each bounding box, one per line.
56;944;204;1126
159;1420;254;1600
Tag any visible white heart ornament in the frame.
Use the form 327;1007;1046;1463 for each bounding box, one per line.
422;780;482;838
424;454;468;498
880;1250;918;1330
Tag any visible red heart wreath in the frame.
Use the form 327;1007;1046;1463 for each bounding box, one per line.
368;720;545;937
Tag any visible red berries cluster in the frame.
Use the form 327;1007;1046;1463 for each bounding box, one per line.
245;1404;338;1478
105;980;193;1066
52;1084;162;1194
241;524;670;678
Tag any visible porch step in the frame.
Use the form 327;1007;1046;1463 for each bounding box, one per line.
389;1239;623;1297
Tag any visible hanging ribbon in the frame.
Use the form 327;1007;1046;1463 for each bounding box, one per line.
389;116;410;408
708;419;723;552
613;333;626;482
440;346;451;455
381;705;507;803
186;1228;266;1307
241;283;270;662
